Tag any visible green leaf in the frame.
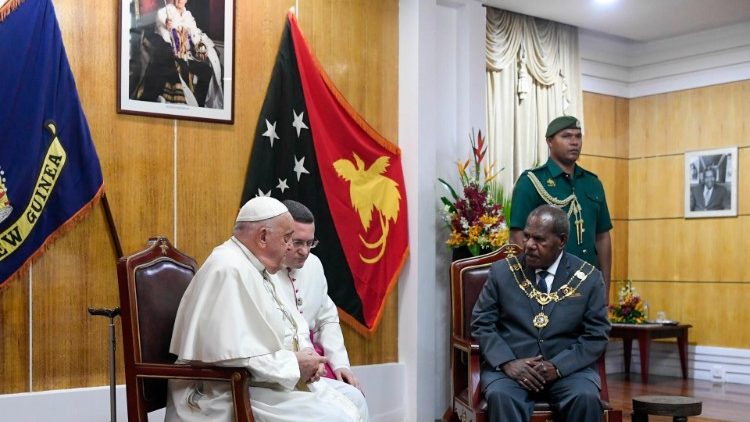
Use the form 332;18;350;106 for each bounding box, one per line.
438;178;459;201
468;244;481;256
440;197;456;212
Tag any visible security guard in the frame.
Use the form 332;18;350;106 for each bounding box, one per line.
509;115;613;293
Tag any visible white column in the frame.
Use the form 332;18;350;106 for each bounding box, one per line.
399;0;487;420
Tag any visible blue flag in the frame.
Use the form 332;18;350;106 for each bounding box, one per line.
0;0;104;287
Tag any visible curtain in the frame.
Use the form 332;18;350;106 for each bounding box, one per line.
485;7;583;192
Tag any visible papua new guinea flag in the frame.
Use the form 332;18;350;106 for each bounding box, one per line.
0;0;104;287
241;12;408;334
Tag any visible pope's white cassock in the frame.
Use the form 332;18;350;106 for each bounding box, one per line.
164;237;368;422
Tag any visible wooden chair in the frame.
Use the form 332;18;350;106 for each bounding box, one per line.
443;244;622;422
117;236;254;421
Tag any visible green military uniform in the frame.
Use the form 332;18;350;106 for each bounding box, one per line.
510;158;612;267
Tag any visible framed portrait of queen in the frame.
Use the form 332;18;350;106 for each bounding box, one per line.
684;146;737;218
118;0;235;123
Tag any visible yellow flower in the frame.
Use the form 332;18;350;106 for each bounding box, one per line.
479;214;498;226
489;228;509;247
446;231;465;247
468;225;482;239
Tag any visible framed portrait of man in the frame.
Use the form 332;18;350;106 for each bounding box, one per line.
684;146;737;218
118;0;235;123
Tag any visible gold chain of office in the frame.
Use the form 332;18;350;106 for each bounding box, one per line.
508;255;595;327
526;172;584;245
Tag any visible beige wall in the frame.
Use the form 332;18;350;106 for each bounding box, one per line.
583;81;750;349
0;0;398;394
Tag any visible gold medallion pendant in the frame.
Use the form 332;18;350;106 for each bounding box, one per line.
533;312;549;328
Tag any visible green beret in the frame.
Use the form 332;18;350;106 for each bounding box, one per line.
545;116;581;137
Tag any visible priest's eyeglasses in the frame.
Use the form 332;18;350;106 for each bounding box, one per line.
292;239;319;249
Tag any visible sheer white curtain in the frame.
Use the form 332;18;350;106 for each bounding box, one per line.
485;7;583;191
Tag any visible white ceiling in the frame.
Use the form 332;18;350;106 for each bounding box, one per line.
483;0;750;42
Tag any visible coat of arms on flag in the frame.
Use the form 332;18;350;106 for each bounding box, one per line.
241;11;408;334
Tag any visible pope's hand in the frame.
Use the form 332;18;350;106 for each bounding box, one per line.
295;349;326;383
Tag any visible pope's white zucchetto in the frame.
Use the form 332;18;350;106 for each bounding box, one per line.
236;197;289;222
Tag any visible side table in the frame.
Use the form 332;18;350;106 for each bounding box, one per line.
610;323;692;383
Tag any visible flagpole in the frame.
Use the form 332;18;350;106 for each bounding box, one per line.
101;193;123;259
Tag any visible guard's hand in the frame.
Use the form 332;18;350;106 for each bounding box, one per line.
501;356;545;392
335;367;362;391
165;18;173;30
295;349;326;384
530;359;559;383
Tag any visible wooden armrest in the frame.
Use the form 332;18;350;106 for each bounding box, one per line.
452;335;479;352
134;363;253;421
134;363;251;381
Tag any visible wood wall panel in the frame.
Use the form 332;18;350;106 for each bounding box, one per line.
628;155;684;219
629;218;748;283
625;80;750;348
0;0;397;394
632;281;750;348
630;81;750;159
614;97;629;159
0;270;29;394
610;220;628;284
32;207;122;390
583;93;619;158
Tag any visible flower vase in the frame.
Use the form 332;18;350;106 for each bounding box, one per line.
451;246;473;262
452;245;492;261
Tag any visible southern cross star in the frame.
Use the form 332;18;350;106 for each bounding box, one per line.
292;109;308;138
262;119;280;148
293;156;310;181
276;178;289;193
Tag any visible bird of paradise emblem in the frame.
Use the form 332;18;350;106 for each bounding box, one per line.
333;153;401;264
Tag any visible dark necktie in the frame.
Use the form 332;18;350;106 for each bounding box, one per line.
537;270;549;294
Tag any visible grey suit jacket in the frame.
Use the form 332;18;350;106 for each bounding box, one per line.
471;252;610;391
690;184;730;211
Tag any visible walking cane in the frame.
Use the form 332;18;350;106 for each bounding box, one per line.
88;307;121;422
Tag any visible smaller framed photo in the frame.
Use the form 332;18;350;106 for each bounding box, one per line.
685;146;737;218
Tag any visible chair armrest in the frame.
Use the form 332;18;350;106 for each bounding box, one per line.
451;335;483;408
135;362;250;381
452;335;479;352
134;363;253;422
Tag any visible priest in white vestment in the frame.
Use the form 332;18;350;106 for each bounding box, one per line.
276;200;362;391
165;197;368;422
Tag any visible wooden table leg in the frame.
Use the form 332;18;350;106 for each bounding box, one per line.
678;329;689;379
637;332;650;384
623;338;633;378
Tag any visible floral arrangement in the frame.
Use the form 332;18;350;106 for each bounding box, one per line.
608;281;647;324
439;130;510;256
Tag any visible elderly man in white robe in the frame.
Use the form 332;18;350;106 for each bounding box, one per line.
274;201;364;393
165;197;368;422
